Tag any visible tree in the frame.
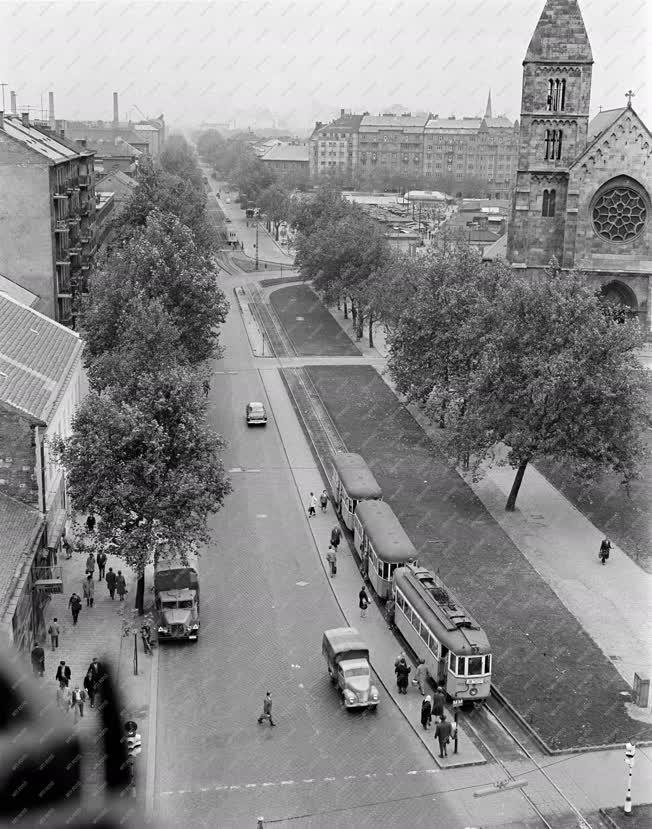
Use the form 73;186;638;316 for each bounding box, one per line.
196;129;227;169
53;367;232;613
160;134;204;190
447;265;648;510
83;210;229;367
257;184;290;239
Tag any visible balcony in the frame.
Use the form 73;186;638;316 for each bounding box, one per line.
54;220;69;232
67;214;80;226
54;190;68;200
79;174;92;187
57;275;72;296
55;254;70;266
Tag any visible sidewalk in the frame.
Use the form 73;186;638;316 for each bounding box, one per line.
324;298;652;702
41;537;157;800
260;367;486;770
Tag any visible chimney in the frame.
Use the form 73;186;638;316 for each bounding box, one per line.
113;92;119;124
10;91;17;115
48;91;55;127
21;112;29;127
75;138;87;148
0;112;4;130
340;108;345;118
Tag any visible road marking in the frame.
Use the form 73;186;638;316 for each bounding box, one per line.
256;513;268;518
159;768;440;798
229;467;243;473
246;468;261;472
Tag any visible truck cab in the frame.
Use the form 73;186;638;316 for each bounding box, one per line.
322;627;379;710
154;557;200;642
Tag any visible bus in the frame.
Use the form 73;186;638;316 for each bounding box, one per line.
330;452;382;530
393;564;491;703
353;500;418;598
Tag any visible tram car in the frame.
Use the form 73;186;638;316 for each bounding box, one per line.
330;452;382;530
353;500;419;598
392;564;492;703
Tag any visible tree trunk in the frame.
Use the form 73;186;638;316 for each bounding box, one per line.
337;295;341;311
505;459;529;511
136;571;145;616
439;398;447;429
356;311;364;341
343;297;348;319
351;300;357;323
368;310;374;348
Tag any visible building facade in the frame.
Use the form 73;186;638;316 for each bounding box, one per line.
0;293;84;651
0;112;97;327
260;143;310;174
507;0;652;332
309;111;363;179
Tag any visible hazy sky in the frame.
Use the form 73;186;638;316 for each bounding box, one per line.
0;0;649;131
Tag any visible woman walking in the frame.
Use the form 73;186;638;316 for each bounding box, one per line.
421;695;433;730
68;592;82;624
395;655;411;694
359;586;369;618
116;571;127;601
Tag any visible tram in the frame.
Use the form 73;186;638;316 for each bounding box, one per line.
392;564;492;703
353;500;419;598
330;452;382;530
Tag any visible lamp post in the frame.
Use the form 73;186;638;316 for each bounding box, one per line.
624;742;636;814
255;221;259;271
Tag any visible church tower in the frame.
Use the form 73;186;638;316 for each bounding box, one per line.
507;0;593;268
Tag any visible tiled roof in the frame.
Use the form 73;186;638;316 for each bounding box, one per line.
261;144;309;162
482;233;508;261
1;116;80;162
0;273;40;308
88;139;142;157
587;108;627;141
361;115;430;129
0;293;82;425
0;493;44;622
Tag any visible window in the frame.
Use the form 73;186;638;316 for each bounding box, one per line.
593;185;647;242
484;655;492;674
467;656;483;676
547;78;566;111
449;653;462;675
542;188;556;217
544;129;562;160
419;625;430;647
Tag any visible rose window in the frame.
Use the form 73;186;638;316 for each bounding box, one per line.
592;187;647;242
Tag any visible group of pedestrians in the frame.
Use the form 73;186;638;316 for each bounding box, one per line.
53;657;107;723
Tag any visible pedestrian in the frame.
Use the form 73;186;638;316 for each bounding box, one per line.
202;379;210;398
414;658;429;695
87;658;105;703
395;656;411;694
599;538;612;565
96;551;107;581
421;695;433;730
330;524;341;550
106;567;117;600
326;545;337;577
385;597;396;628
83;668;96;709
85;552;96;577
31;642;45;678
70;685;86;723
116;570;127;601
394;651;407;669
432;686;446;722
307;492;317;518
68;592;82;624
435;712;453;758
62;535;73;559
257;692;276;726
319;489;328;513
48;618;60;651
83;573;95;607
359;586;369;617
85;514;96;533
56;660;71;688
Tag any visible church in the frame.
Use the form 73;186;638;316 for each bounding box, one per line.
506;0;652;334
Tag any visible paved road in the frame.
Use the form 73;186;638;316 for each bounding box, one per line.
153;284;464;827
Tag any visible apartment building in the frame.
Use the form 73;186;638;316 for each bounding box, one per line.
358;114;430;180
0;112;97;327
309;110;364;179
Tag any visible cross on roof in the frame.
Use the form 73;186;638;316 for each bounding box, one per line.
625;90;635;108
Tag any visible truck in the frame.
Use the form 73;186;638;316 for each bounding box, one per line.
154;553;200;642
322;627;379;710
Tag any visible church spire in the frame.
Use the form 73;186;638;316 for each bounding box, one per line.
525;0;592;63
484;90;492;119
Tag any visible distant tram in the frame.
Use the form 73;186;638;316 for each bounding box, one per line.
353;500;418;598
330;452;382;530
393;564;492;703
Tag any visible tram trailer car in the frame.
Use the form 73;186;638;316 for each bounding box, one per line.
353;500;419;598
330;452;382;530
392;564;491;704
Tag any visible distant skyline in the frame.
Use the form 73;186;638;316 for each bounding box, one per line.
0;0;649;132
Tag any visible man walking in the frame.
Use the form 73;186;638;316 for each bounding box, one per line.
116;571;127;601
257;692;276;726
432;686;446;722
330;525;341;551
85;552;96;578
56;660;71;688
106;567;117;599
599;538;612;565
68;592;82;625
85;514;96;533
202;379;210;398
96;551;107;581
48;618;60;651
326;545;337;577
435;713;453;758
307;492;317;518
415;658;429;695
359;585;369;617
319;490;329;513
31;641;45;678
87;658;106;703
70;685;86;723
83;573;95;607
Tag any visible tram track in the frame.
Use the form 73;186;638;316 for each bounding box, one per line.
247;282;297;357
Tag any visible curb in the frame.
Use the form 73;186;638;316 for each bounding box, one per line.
145;644;159;818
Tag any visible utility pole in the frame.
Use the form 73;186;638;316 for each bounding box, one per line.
255;221;259;271
624;742;636;814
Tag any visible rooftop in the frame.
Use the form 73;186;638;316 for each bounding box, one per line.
0;293;82;425
0;493;44;625
588;107;628;141
1;115;81;163
261;143;310;162
525;0;593;64
0;273;40;308
361;115;430;129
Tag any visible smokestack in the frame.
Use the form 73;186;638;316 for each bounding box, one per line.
49;91;55;127
10;91;17;115
113;92;119;124
21;112;29;127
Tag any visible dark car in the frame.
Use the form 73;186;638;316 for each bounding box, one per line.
246;401;267;426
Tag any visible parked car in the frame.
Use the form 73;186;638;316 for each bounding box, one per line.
322;627;379;710
246;402;267;426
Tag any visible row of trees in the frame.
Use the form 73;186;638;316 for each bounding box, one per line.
295;188;648;510
55;136;231;613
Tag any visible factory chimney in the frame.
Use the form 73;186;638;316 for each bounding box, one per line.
113;92;119;124
48;91;55;128
10;91;17;115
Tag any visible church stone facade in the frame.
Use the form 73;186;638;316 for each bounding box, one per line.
507;0;652;332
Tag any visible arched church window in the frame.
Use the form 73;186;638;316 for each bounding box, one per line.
546;79;567;112
544;130;562;160
542;189;556;217
592;185;647;242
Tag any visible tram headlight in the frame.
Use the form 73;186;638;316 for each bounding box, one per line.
157;626;168;634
